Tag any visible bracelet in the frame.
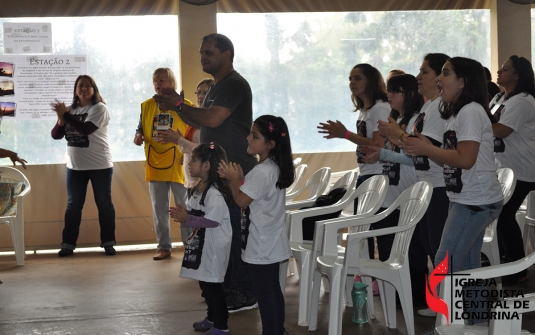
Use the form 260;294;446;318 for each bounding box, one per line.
399;131;408;142
344;131;351;139
175;98;184;107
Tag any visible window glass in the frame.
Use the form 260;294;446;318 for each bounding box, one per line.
218;10;490;153
0;16;179;164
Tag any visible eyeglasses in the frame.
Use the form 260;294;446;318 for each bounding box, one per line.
195;90;208;96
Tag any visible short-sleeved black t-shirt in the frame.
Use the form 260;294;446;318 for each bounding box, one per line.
200;70;258;175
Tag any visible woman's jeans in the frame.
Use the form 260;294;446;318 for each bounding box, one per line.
62;167;116;249
435;200;503;324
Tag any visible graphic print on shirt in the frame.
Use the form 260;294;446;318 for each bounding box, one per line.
490;93;506;153
443;130;463;193
410;113;431;171
65;113;89;147
355;118;367;164
382;137;401;186
240;206;251;250
182;208;206;270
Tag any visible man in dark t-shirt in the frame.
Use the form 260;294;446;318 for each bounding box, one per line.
154;33;258;313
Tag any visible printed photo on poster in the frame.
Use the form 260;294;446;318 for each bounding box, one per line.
0;102;17;117
0;81;15;96
0;62;14;78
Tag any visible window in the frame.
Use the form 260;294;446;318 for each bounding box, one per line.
0;16;179;164
218;10;490;153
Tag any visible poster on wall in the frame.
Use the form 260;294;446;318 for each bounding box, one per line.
3;23;52;54
0;55;87;120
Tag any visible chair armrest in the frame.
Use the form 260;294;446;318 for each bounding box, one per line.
286;199;316;210
451;252;535;281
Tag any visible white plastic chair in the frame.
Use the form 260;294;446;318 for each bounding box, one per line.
286;163;307;196
286;167;331;207
0;166;31;266
293;157;302;167
434;250;535;335
308;181;433;335
523;191;535;255
481;168;517;278
282;173;388;326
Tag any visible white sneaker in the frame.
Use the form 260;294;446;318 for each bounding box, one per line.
418;308;437;317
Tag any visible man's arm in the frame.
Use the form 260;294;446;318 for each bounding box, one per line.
153;88;231;129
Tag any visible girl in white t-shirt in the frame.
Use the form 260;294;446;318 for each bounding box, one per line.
218;115;294;335
169;142;233;335
403;57;503;325
490;55;535;285
317;63;390;213
361;74;427;305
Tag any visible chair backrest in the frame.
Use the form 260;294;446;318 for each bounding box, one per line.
287;164;307;195
0;166;31;196
330;170;356;191
293;157;302;167
388;181;433;263
497;167;516;205
349;174;389;234
287;167;331;201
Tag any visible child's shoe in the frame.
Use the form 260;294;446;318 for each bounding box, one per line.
193;318;213;330
203;327;230;335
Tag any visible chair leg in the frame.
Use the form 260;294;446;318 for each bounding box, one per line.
297;252;311;326
396;272;415;335
378;280;397;329
327;268;343;335
308;268;323;331
7;218;25;266
361;275;376;319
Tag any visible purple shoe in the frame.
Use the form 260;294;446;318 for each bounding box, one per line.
193;318;213;330
203;327;230;335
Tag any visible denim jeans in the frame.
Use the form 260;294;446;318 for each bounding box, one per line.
62;167;115;249
435;200;503;323
224;204;252;295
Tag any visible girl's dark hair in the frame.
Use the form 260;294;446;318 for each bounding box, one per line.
191;143;234;206
423;53;450;76
439;57;494;122
71;75;105;109
350;63;388;111
507;55;535;99
253;115;295;189
387;74;424;128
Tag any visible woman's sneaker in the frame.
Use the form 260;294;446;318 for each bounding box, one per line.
193;317;213;330
226;290;258;313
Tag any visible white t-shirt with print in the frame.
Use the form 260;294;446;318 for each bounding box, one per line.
382;114;419;208
411;97;446;188
491;93;535;182
65;102;113;170
355;100;391;176
240;159;291;264
443;102;503;205
180;186;232;283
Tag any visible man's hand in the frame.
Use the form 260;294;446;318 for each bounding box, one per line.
10;155;27;169
153;88;185;111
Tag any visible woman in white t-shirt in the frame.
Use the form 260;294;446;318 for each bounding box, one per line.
51;75;116;257
490;55;535;284
404;57;503;325
317;63;390;213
